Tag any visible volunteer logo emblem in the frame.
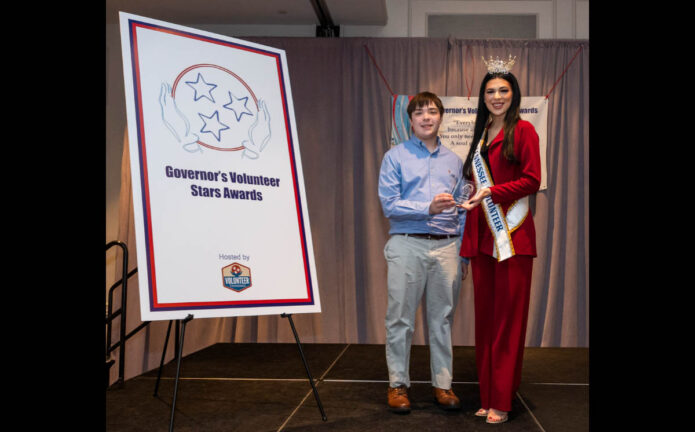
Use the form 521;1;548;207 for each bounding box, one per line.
222;262;252;292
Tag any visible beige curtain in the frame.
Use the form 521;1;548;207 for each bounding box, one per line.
108;38;589;385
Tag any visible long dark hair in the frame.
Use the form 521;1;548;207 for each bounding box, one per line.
463;72;522;178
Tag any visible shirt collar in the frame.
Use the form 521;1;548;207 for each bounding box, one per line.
411;135;442;153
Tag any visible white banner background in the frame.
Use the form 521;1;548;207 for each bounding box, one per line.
392;96;548;190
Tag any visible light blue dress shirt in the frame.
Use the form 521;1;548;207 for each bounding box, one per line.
378;135;467;237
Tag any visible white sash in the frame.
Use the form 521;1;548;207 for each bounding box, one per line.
471;132;529;261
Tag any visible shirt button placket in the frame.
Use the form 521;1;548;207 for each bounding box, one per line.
427;153;433;223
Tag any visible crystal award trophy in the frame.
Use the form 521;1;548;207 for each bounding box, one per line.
453;178;475;205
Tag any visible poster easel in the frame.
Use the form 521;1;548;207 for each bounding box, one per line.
119;12;324;431
153;314;326;431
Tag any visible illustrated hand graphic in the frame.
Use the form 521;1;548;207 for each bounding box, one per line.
159;83;201;152
242;99;271;159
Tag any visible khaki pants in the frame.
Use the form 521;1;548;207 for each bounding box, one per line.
384;234;462;389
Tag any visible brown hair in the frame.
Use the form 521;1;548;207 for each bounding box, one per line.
406;91;444;119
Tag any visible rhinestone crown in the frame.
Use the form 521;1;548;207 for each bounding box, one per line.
482;55;517;74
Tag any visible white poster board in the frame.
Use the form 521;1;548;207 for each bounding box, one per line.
119;13;321;321
391;96;548;190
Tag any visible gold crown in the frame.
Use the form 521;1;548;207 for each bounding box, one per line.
482;55;516;74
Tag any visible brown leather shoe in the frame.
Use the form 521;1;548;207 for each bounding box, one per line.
387;385;411;414
433;387;461;410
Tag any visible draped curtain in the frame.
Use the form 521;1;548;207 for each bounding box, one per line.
109;37;588;385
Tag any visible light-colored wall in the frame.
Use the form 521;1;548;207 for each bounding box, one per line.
189;0;590;38
105;0;588;288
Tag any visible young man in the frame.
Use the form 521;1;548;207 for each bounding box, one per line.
378;91;468;414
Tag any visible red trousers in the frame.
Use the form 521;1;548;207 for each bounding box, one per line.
471;253;533;412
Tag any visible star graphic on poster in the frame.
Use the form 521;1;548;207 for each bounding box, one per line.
198;110;229;141
223;91;253;121
160;63;272;156
185;73;217;102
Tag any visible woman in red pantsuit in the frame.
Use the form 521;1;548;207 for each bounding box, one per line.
458;61;541;424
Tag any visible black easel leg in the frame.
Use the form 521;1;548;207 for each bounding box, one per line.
169;314;193;432
281;313;327;421
175;320;180;356
154;320;174;397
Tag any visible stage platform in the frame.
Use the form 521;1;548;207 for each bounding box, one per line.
106;343;588;431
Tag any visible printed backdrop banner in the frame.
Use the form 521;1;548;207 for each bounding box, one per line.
119;13;321;321
391;96;548;190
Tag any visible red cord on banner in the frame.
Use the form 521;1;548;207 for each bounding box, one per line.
364;44;395;96
545;45;583;99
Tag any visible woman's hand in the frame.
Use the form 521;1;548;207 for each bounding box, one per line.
457;187;491;211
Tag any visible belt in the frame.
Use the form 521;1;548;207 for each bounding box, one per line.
395;233;456;240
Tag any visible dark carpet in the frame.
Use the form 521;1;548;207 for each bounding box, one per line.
106;343;588;431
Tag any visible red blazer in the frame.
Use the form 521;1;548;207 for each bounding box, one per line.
460;119;541;258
